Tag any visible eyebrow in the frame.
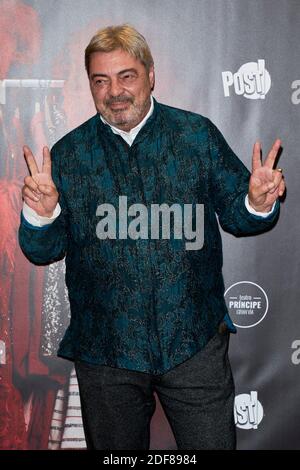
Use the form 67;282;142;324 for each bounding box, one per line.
90;68;138;80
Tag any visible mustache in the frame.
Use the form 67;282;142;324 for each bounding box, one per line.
105;95;134;106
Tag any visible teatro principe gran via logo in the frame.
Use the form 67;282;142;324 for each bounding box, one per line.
224;281;269;328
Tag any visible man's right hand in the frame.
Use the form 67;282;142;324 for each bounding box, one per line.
22;146;59;217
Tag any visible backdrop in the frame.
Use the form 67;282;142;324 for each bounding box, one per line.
0;0;299;450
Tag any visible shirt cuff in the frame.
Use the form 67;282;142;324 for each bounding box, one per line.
245;195;276;218
22;201;61;227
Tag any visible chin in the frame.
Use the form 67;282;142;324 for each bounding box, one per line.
112;112;135;125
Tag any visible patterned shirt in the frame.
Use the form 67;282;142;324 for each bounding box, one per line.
19;99;279;374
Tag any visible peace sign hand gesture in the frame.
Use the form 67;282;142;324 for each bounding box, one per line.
22;146;59;217
248;139;285;213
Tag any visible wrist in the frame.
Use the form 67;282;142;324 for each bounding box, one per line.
42;211;54;218
23;202;61;227
248;198;273;213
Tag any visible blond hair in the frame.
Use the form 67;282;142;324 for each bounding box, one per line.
85;24;154;75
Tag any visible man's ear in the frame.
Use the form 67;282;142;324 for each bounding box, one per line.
149;65;155;91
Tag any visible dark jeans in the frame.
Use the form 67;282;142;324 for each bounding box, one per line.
75;323;236;450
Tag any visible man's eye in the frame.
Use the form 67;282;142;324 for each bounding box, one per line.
94;79;108;86
121;74;136;81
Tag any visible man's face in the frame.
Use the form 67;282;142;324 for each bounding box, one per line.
88;49;155;131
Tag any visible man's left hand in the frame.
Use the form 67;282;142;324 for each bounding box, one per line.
248;139;285;213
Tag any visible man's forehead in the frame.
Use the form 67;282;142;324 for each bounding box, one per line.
89;49;143;73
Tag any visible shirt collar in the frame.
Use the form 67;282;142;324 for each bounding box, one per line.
99;95;154;143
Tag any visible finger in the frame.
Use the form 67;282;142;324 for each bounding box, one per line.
23;196;38;208
270;170;282;194
23;145;39;176
278;178;286;197
24;175;41;194
264;138;282;169
272;170;283;187
38;184;57;196
42;146;52;175
268;170;283;194
252;181;274;196
22;186;40;202
252;141;262;172
255;180;276;196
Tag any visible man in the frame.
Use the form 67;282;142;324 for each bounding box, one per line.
19;24;285;450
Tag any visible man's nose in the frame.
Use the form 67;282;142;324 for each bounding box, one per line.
109;78;123;97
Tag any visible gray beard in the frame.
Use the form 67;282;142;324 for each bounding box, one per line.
102;98;150;131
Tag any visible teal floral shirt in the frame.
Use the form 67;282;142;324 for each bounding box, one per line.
19;99;279;374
